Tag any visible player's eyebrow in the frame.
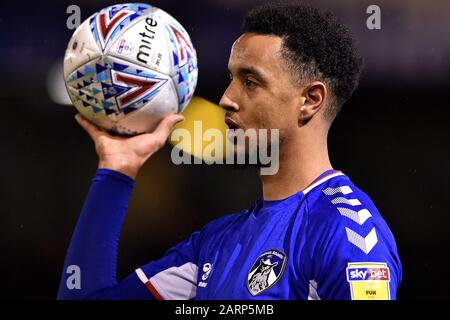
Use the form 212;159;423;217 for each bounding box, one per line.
228;66;268;84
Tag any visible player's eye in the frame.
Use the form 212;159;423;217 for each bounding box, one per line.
244;78;257;89
228;73;233;81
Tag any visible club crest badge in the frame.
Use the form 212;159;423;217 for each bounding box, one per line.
247;249;287;296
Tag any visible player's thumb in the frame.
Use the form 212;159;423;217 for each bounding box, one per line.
75;113;104;141
152;113;185;144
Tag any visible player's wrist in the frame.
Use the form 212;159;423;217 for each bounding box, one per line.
98;157;141;180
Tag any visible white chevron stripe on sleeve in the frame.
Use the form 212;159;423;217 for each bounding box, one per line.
337;207;372;225
331;197;361;206
308;280;321;300
322;186;353;196
345;227;378;254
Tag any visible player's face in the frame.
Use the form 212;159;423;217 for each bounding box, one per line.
220;33;305;157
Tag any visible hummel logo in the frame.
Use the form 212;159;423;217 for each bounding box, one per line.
337;207;372;225
345;227;378;254
322;186;353;196
331;197;361;206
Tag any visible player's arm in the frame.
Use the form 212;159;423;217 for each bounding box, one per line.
57;113;184;300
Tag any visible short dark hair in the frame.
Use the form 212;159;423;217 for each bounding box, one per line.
243;2;363;121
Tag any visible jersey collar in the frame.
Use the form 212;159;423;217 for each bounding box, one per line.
249;169;344;218
301;169;344;195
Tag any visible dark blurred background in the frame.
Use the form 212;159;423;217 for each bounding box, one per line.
1;0;449;299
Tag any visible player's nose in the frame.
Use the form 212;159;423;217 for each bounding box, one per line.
219;91;239;113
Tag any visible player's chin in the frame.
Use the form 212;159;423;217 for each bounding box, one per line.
226;143;272;169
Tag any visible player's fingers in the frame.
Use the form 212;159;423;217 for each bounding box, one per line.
151;114;184;147
75;114;106;141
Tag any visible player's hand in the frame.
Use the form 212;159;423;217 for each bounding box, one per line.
75;113;184;179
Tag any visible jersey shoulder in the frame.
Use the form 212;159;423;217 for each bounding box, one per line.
301;173;402;299
304;173;389;236
302;172;401;266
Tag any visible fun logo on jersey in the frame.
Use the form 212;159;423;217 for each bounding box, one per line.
247;249;287;296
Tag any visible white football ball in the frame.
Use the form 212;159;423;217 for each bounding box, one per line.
64;3;198;135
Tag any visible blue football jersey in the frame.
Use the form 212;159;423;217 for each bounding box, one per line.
135;169;402;300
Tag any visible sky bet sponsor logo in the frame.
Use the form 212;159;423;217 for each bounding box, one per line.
346;263;390;282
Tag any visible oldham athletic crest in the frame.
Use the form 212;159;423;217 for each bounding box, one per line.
247;249;287;296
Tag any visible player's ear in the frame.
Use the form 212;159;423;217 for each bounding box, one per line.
298;81;327;126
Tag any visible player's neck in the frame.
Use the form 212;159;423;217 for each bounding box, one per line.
260;129;332;201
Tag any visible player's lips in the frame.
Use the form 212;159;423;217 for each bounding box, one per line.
225;117;241;130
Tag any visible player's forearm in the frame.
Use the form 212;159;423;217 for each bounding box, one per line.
57;169;135;300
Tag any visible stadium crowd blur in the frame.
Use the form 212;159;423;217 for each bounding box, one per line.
1;0;449;299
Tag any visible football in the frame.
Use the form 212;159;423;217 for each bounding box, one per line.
64;3;198;135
